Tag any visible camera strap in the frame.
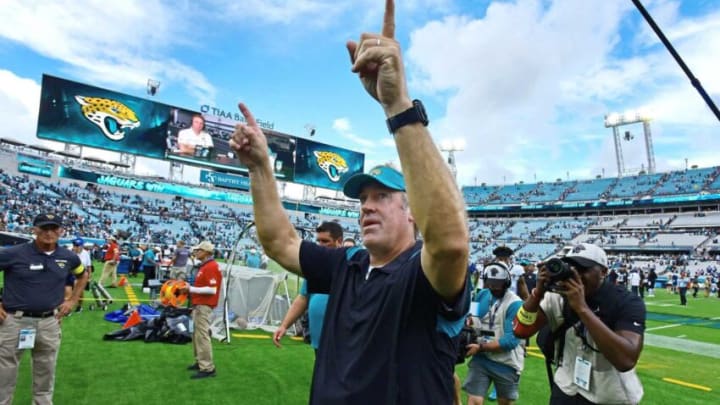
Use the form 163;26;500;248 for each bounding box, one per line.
543;299;575;386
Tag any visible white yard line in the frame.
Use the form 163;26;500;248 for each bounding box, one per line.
644;334;720;359
645;324;682;331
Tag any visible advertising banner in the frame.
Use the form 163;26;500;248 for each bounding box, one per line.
57;166;253;206
17;154;53;177
199;169;250;191
294;138;364;191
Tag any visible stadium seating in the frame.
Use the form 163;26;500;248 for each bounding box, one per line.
4;143;720;268
564;177;616;202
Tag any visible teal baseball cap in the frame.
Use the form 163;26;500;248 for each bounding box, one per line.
343;165;406;199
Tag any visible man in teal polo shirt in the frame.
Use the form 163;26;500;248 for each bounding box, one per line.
272;221;344;351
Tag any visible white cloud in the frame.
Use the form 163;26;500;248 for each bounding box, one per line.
405;0;720;186
332;117;376;148
206;0;347;26
0;0;216;104
332;118;352;132
0;70;41;144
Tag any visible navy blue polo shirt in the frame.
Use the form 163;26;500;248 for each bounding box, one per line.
300;240;470;405
589;280;646;334
0;241;83;312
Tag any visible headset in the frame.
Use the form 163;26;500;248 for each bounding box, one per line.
482;261;511;289
191;114;206;131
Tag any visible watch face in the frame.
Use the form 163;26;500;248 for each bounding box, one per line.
413;99;429;125
387;99;429;133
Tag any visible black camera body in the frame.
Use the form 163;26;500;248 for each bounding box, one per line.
456;326;479;364
544;258;574;292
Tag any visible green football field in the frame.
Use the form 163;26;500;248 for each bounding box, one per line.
2;267;719;404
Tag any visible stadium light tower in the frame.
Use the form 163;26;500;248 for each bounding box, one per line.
64;143;82;157
304;124;316;137
439;139;465;181
147;79;160;96
604;109;656;177
119;153;136;173
169;161;184;182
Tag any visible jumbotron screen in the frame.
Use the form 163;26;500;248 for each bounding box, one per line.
165;112;296;179
36;74;178;159
294;138;365;190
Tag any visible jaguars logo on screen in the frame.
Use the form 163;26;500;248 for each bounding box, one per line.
74;96;140;141
314;151;349;182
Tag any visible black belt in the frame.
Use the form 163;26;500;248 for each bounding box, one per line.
10;310;56;318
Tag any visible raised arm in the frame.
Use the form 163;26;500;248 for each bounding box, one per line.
347;0;468;301
513;268;550;339
229;104;302;274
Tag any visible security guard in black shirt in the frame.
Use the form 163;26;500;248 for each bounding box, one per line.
0;213;88;405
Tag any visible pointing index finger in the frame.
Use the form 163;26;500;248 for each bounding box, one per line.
381;0;395;38
238;102;258;128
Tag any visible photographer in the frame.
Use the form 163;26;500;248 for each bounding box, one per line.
512;243;645;404
462;262;524;405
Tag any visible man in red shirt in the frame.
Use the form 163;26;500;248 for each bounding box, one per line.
180;241;221;379
99;237;120;288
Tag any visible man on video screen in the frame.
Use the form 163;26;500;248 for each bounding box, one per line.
177;114;213;156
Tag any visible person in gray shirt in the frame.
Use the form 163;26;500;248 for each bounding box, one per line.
170;241;190;280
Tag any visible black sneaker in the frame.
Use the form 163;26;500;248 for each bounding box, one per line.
190;369;216;379
187;363;199;371
75;307;83;313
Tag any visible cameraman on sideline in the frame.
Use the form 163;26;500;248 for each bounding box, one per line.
462;262;524;405
513;243;645;404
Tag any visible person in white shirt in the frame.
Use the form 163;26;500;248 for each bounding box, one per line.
493;246;528;300
177;114;213;155
71;238;93;313
629;269;641;297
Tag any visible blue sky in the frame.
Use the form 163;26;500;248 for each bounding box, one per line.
1;0;719;194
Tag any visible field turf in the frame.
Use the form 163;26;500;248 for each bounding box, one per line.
2;266;719;404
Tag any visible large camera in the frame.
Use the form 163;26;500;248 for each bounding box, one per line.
544;258;574;292
456;326;479;364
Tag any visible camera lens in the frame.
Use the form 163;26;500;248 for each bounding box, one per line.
546;258;565;276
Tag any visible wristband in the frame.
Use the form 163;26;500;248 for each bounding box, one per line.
517;306;538;325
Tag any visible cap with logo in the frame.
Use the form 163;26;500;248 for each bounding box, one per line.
342;165;406;199
483;262;511;287
561;243;608;269
72;237;85;246
33;213;63;227
192;241;215;252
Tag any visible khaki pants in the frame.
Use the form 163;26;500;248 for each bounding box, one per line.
98;262;118;287
192;305;214;372
0;314;62;405
169;266;187;281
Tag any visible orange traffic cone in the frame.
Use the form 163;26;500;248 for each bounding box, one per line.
118;276;128;287
122;309;142;329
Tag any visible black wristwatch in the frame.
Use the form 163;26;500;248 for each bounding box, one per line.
386;99;429;134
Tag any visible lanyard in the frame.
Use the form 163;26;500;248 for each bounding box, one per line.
487;295;504;329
